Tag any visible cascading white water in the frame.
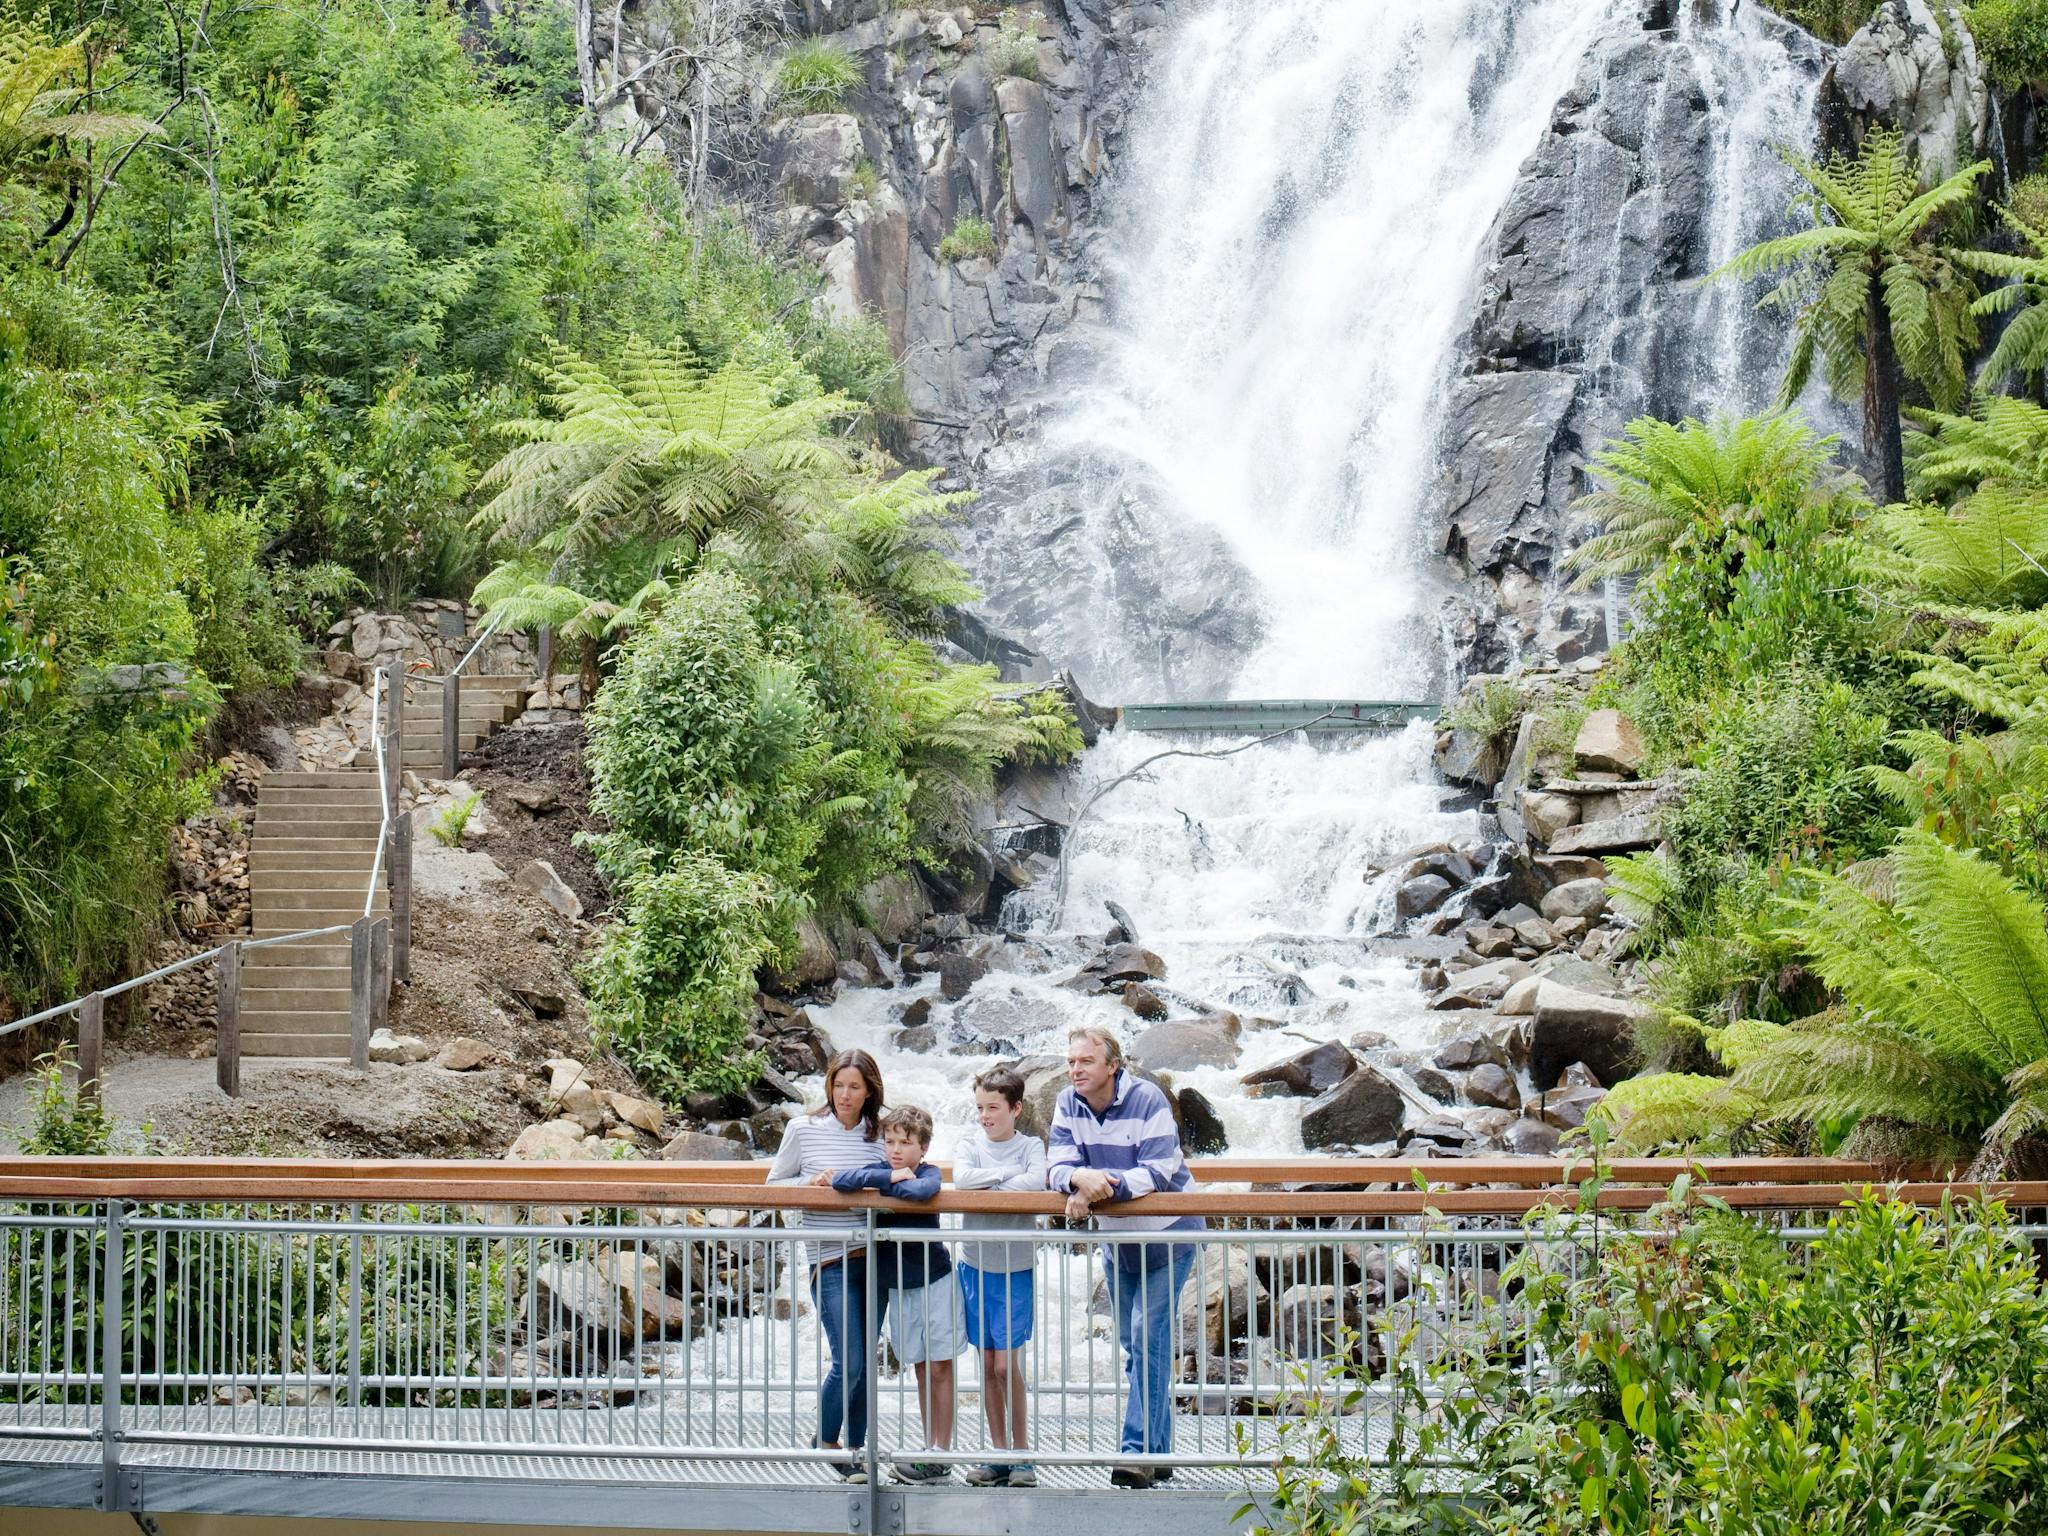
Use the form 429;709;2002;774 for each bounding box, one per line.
800;0;1826;1157
1054;0;1631;696
1678;3;1825;413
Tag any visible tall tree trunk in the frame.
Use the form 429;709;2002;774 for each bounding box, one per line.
1865;266;1906;504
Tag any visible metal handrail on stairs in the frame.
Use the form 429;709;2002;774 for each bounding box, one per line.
1;660;410;1099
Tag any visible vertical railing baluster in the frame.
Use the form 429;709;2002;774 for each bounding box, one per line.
98;1200;123;1512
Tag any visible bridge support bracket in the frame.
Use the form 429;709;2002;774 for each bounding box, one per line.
847;1489;903;1535
95;1466;142;1514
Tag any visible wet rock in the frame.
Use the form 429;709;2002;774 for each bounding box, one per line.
1539;878;1609;922
1100;943;1167;982
1438;727;1506;789
1410;1066;1458;1104
1395;874;1454;920
1572;709;1645;778
771;112;863;207
940;953;989;1001
1513;917;1561;950
1433;1032;1510;1072
595;1251;691;1338
1301;1066;1405;1149
1560;1060;1606;1091
1506;1116;1561;1155
1275;1283;1362;1360
859;871;928;946
1431;958;1531;1010
1121;983;1169;1021
894;996;934;1029
1534;854;1609;888
895;1023;938;1054
1467;926;1516;960
514;859;584;920
1466;1062;1520;1110
1177;1087;1229;1155
1400;1116;1476;1152
1529;984;1647;1089
1180;1245;1258;1355
1534;1083;1607;1132
1131;1020;1240;1073
1241;1040;1358;1099
534;1260;634;1343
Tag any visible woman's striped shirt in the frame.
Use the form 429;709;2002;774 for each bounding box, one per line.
764;1111;889;1263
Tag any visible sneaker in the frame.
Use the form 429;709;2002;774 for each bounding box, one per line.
964;1464;1008;1487
893;1460;953;1485
1005;1465;1037;1488
839;1463;868;1484
1109;1465;1154;1490
1153;1465;1175;1483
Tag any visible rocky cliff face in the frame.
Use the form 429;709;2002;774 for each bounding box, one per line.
734;0;1997;690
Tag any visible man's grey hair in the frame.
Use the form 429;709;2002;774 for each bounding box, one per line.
1067;1024;1123;1065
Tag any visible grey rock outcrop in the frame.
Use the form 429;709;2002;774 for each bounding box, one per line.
1824;1;1989;177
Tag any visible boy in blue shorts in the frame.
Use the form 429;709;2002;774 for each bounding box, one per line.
952;1066;1047;1488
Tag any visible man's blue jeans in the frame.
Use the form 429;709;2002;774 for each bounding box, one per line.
1103;1245;1196;1457
811;1257;870;1450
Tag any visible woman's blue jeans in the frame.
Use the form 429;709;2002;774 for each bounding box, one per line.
810;1256;870;1450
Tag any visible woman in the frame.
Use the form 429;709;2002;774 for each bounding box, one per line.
765;1048;889;1481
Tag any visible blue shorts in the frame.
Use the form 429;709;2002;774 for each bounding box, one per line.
957;1264;1034;1350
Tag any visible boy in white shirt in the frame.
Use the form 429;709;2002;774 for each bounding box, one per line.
951;1066;1047;1489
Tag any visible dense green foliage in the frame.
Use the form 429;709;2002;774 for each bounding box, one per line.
517;344;1084;1099
775;39;863;111
0;0;916;1021
1248;1189;2048;1536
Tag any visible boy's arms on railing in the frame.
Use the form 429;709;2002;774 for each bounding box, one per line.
830;1164;941;1200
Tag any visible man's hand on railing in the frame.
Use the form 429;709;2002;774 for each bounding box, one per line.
1068;1168;1117;1204
1064;1191;1093;1222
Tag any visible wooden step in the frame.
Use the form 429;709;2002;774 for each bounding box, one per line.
242;942;351;968
250;870;379;893
263;772;381;789
239;961;352;987
248;850;380;872
241;1032;354;1059
259;890;389;912
242;986;354;1012
258;805;386;826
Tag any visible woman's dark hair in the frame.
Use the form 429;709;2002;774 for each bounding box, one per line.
812;1049;886;1140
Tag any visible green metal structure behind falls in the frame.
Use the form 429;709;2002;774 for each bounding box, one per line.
1119;698;1440;734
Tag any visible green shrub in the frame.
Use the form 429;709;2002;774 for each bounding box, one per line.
15;1052;112;1155
580;850;776;1100
1970;0;2048;93
938;215;997;263
1765;0;1881;42
776;39;864;111
1446;678;1522;744
1245;1189;2048;1535
989;7;1041;80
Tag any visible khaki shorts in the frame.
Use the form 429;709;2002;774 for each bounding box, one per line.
887;1276;968;1363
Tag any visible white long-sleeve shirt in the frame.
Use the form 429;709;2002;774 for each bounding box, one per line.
765;1111;888;1264
951;1128;1047;1273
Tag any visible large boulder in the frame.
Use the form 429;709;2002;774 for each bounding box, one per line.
1465;1062;1520;1110
1540;878;1609;922
1131;1020;1240;1073
1300;1065;1405;1149
1528;983;1648;1090
1572;709;1645;778
858;871;929;946
1827;0;1989;179
1241;1040;1358;1099
1548;809;1663;856
1177;1087;1229;1155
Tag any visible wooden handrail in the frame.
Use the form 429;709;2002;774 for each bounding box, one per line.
0;1154;1900;1188
0;1157;2027;1217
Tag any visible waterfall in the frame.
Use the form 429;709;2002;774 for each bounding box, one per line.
806;0;1826;1156
1043;0;1632;699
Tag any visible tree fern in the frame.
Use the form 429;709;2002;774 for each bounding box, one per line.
1565;414;1849;588
1711;129;1991;501
1;15;161;233
472;338;855;561
1737;832;2048;1152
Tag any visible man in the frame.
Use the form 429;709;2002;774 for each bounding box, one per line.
1046;1025;1203;1489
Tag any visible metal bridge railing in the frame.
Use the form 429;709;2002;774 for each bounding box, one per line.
0;1158;2040;1509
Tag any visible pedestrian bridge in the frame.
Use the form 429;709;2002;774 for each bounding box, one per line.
0;1156;2027;1534
1118;700;1439;735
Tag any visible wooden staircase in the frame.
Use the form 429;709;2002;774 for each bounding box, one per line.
242;673;535;1059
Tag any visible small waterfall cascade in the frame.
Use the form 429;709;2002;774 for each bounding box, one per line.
804;0;1828;1156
